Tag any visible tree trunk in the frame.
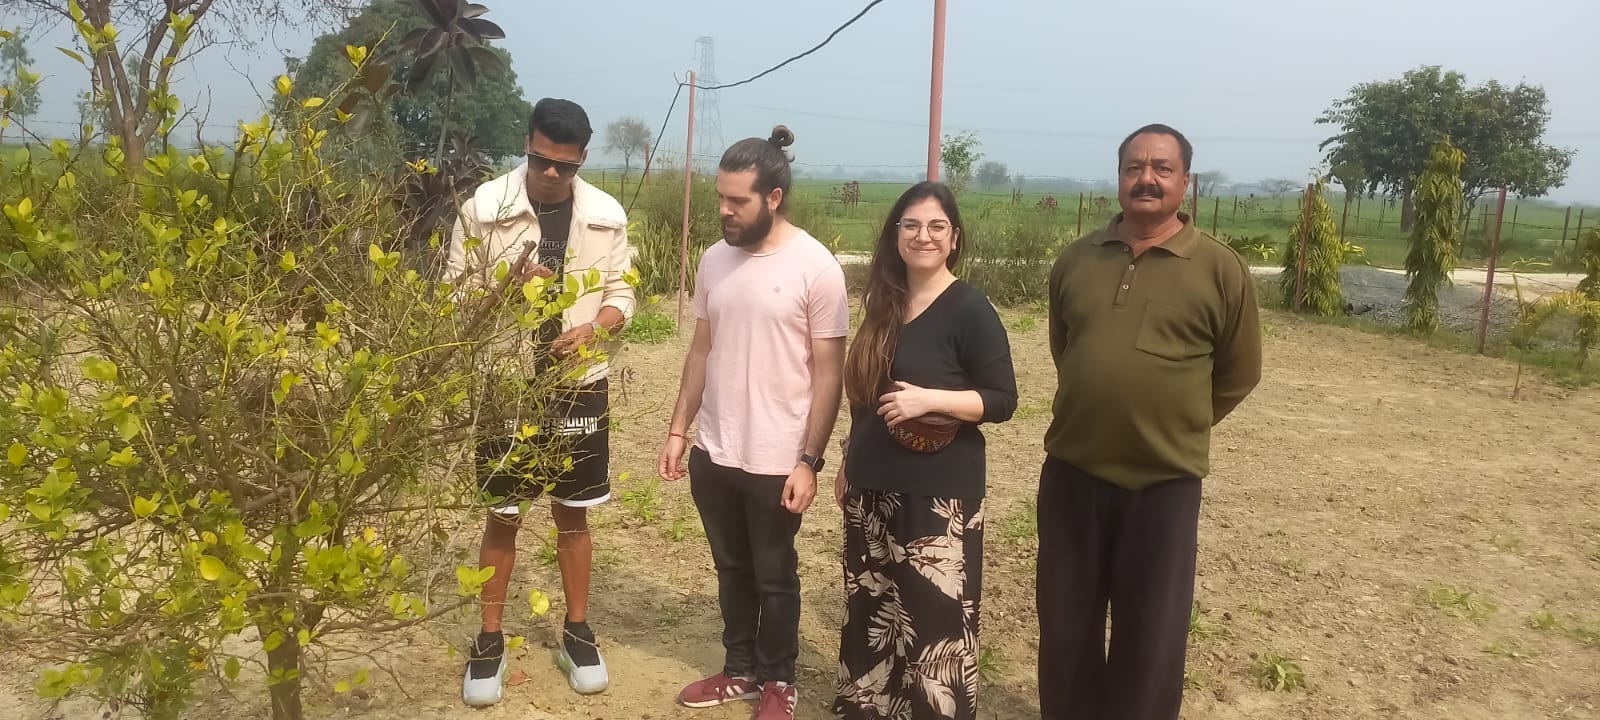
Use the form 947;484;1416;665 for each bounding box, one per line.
264;629;304;720
1400;191;1416;234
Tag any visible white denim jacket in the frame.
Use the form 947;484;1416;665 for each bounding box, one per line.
446;166;635;386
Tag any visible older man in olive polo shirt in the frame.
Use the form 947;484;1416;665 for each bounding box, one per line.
1037;123;1262;720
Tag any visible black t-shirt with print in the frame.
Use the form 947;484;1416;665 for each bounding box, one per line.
532;197;574;366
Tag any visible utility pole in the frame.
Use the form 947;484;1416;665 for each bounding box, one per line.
677;71;696;332
926;0;947;182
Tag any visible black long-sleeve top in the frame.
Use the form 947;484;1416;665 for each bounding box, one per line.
844;280;1018;500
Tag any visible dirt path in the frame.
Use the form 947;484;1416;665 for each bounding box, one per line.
4;309;1598;719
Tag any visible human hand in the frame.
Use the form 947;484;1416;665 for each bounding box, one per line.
552;322;595;356
782;464;817;514
659;434;688;481
877;380;937;427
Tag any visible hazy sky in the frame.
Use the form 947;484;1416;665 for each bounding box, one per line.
7;0;1598;201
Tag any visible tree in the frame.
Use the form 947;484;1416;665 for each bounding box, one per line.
1328;160;1366;238
975;160;1009;191
0;29;42;133
1260;178;1298;196
940;131;982;193
293;0;524;165
12;0;345;168
1317;66;1574;231
1194;171;1228;197
605;116;652;188
1403;140;1464;333
1279;180;1344;315
0;43;594;720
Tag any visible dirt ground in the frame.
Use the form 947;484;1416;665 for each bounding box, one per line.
4;306;1599;719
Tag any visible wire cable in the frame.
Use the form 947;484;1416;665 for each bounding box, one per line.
626;80;686;213
690;0;886;91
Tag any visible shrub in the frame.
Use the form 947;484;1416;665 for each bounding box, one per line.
960;206;1068;306
0;66;597;719
1278;179;1344;316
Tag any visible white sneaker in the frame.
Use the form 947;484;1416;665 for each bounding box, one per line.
462;632;508;707
556;622;608;695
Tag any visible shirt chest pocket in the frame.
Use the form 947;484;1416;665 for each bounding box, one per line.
1134;302;1211;361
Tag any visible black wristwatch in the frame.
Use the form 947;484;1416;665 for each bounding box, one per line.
800;452;825;473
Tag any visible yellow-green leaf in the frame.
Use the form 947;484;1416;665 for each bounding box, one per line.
107;446;138;468
505;635;525;651
116;413;141;441
528;589;550;616
132;495;159;518
224;657;240;681
262;631;283;652
301;97;325;108
354;667;370;685
6;442;24;466
334;680;350;693
278;251;296;271
297;628;311;646
198;555;225;581
274;75;293;96
58;46;86;63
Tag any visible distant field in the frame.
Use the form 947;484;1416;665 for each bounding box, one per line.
585;170;1593;271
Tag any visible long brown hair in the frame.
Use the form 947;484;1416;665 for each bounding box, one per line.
844;181;965;407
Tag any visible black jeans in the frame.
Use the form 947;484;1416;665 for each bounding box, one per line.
1035;457;1202;720
688;447;803;684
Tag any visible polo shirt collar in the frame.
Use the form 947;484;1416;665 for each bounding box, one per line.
1091;212;1200;258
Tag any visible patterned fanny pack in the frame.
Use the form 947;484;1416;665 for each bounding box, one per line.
886;412;962;453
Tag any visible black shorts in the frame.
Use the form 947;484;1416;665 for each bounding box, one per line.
475;378;610;512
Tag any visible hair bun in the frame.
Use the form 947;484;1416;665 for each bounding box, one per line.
767;125;794;149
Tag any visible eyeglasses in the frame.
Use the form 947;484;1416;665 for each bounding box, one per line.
896;219;953;239
528;152;582;178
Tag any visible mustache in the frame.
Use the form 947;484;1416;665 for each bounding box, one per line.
1132;184;1163;198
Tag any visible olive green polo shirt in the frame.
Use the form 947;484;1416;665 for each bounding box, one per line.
1044;213;1262;490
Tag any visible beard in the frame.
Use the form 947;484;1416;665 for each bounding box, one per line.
724;204;775;248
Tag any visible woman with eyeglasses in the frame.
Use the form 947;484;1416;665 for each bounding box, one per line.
831;182;1017;719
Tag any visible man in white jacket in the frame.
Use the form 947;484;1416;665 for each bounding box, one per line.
446;98;634;706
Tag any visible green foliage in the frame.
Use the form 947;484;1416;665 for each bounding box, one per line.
1577;228;1600;366
625;172;719;298
1404;140;1465;333
292;0;529;165
617;475;661;524
975;160;1009;191
1318;66;1573;202
0;29;43;128
1250;651;1305;692
624;310;675;344
1278;180;1345;315
1222;233;1278;264
960;204;1065;306
940;131;982;194
0;69;584;720
1426;584;1497;622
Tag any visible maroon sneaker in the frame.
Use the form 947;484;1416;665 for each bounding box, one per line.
753;681;797;720
678;672;760;708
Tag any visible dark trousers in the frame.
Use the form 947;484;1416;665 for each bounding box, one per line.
688;447;803;684
1035;457;1202;720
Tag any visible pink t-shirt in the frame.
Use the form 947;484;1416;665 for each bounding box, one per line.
692;228;849;476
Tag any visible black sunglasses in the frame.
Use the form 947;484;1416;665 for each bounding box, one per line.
528;151;582;178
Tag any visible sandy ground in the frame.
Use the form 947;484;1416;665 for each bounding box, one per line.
4;307;1599;720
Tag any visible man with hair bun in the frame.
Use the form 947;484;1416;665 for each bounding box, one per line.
659;125;849;720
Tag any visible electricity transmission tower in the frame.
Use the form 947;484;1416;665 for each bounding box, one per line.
694;36;725;161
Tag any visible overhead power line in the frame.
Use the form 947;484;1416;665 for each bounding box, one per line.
689;0;886;91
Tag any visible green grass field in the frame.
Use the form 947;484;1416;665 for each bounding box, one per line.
585;171;1594;271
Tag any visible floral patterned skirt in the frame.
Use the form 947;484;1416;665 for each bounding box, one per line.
832;488;984;720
